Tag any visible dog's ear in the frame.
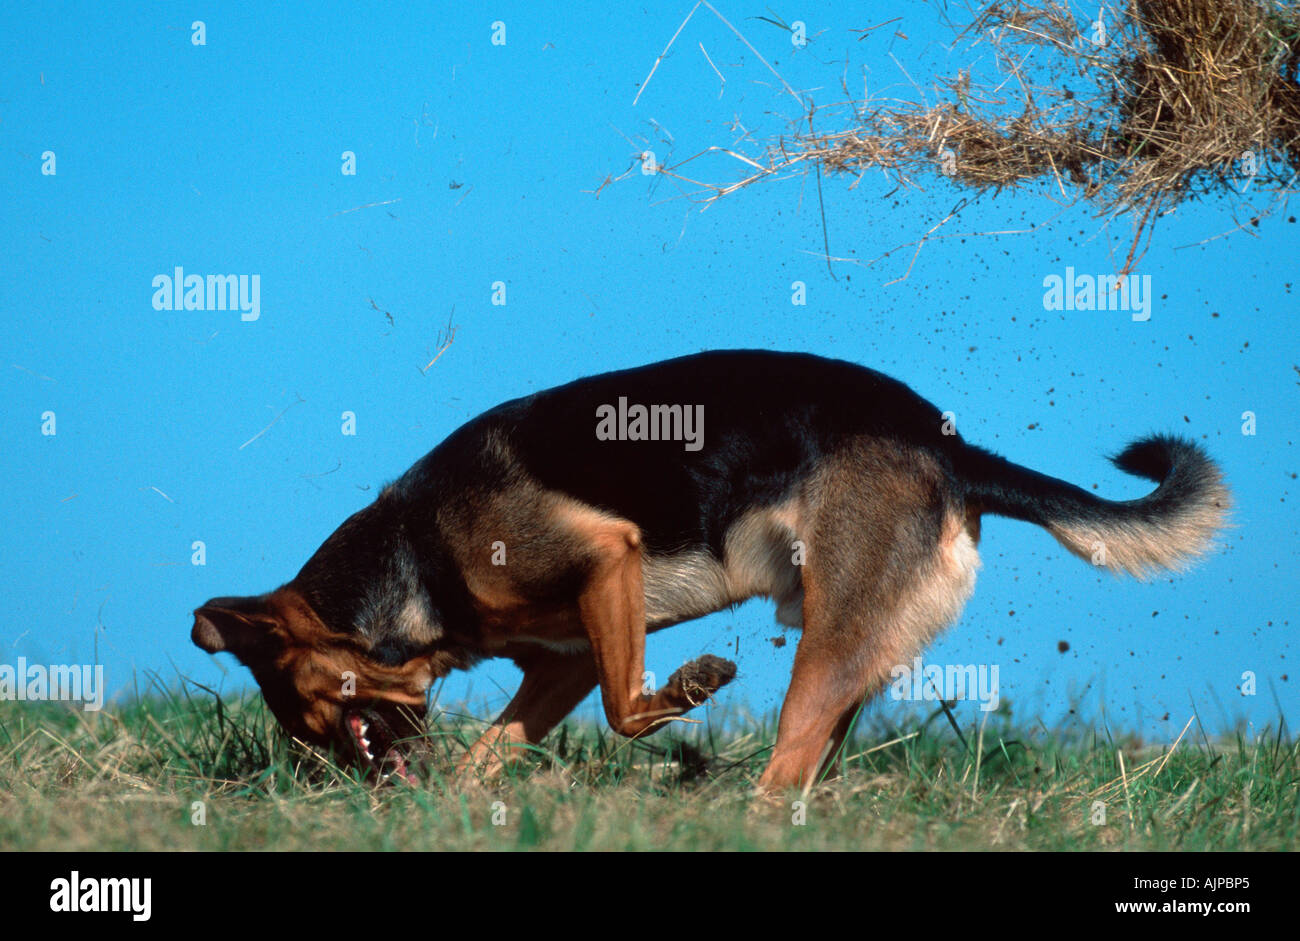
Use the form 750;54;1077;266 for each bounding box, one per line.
192;595;282;657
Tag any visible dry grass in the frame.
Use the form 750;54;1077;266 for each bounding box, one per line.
1;692;1295;851
651;0;1300;270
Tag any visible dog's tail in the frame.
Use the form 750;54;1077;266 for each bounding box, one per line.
954;434;1230;577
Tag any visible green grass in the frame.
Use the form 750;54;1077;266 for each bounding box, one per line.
0;686;1295;851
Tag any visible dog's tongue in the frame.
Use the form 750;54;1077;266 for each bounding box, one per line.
385;750;415;784
346;711;417;784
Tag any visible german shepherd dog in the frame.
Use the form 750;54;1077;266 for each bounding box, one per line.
192;350;1229;791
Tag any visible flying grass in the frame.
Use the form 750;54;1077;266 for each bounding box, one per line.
0;686;1294;851
651;0;1300;269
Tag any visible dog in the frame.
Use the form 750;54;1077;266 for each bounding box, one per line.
192;350;1229;791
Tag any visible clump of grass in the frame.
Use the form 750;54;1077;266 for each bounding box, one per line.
658;0;1300;267
0;681;1294;851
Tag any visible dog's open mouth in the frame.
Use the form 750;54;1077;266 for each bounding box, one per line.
344;709;419;784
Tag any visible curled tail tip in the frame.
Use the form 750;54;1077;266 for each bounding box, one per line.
1074;433;1232;577
1110;434;1221;485
1111;433;1232;513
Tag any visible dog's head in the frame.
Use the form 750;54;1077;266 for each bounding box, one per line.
191;588;434;783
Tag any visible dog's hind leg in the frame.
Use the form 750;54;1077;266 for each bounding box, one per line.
457;650;599;781
757;448;979;793
758;629;872;792
815;700;867;782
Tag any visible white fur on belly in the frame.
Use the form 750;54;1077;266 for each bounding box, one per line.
641;501;804;628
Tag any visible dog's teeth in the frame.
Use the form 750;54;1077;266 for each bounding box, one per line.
361;736;371;750
359;721;369;736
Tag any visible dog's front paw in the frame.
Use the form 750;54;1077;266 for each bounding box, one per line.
667;654;738;706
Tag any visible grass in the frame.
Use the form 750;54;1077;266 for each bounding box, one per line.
651;0;1300;268
0;688;1295;851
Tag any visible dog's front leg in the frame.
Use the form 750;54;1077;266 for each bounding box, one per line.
457;650;598;781
576;522;736;738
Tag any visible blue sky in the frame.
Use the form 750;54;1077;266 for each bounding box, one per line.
2;2;1294;743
